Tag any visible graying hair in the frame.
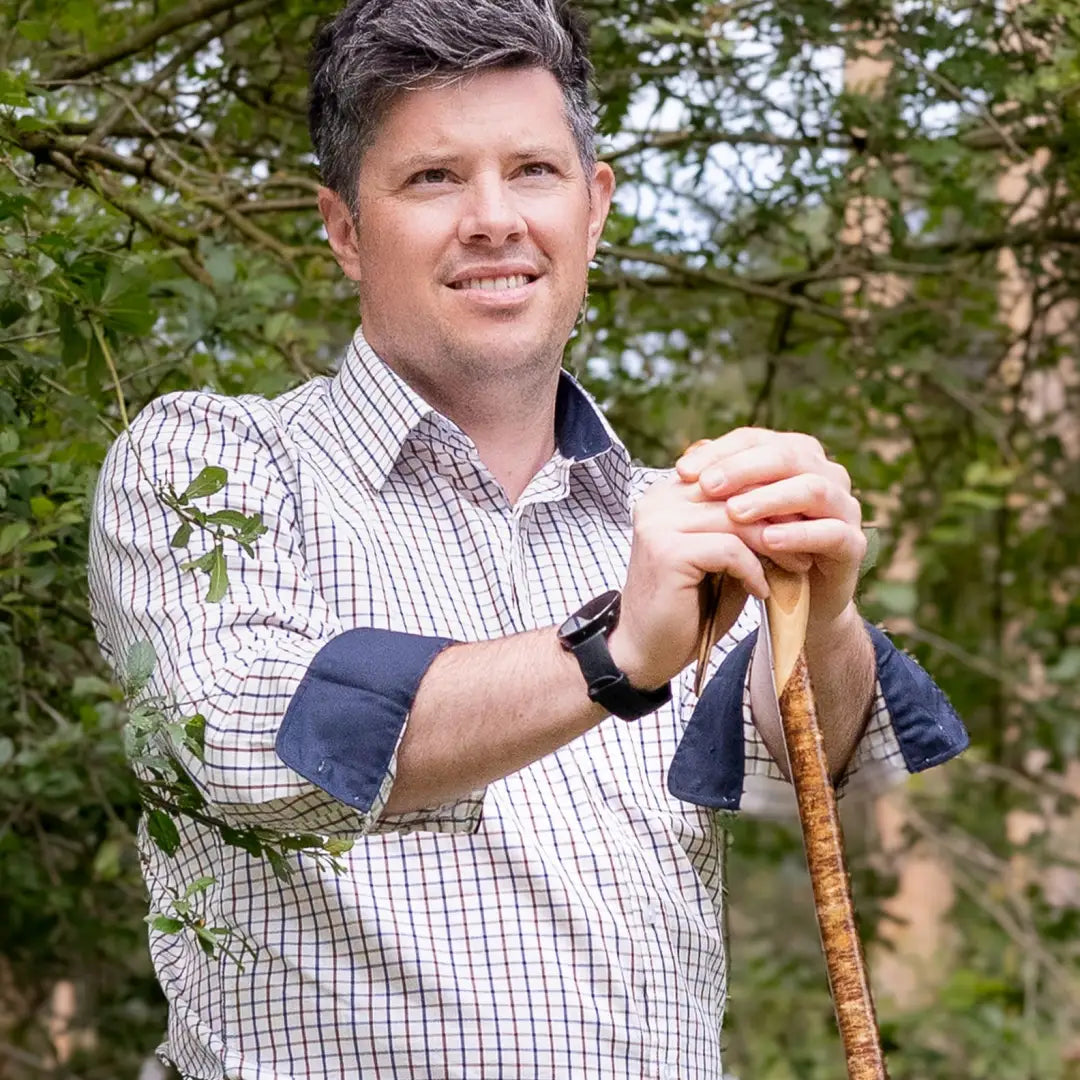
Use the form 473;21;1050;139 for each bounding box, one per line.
308;0;596;208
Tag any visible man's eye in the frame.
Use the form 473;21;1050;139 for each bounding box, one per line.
520;162;555;177
412;168;450;185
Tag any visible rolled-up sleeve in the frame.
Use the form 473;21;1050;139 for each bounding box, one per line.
667;614;969;817
88;391;478;835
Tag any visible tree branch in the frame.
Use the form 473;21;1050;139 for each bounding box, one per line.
601;244;851;326
41;149;212;287
48;0;274;83
81;7;258;149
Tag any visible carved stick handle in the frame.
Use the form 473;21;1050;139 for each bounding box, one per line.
765;565;889;1080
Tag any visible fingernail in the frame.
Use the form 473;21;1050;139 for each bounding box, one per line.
728;495;756;519
701;467;726;492
762;525;785;545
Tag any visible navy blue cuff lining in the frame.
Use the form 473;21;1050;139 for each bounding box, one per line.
276;629;456;813
667;620;969;809
666;631;756;810
865;622;970;772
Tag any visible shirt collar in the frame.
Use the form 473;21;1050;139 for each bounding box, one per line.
329;326;628;493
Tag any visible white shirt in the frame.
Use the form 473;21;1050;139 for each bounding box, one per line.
88;329;965;1079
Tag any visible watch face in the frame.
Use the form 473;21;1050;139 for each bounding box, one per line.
559;590;621;647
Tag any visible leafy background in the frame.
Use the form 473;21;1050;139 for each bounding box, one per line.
2;0;1079;1076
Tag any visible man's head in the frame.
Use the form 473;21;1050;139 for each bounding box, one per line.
309;0;614;411
309;0;597;213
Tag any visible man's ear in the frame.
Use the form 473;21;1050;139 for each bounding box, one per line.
318;186;363;282
586;162;615;261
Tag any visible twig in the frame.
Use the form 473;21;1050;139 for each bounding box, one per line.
48;0;269;83
602;244;851;326
91;318;130;429
0;329;59;344
81;13;242;149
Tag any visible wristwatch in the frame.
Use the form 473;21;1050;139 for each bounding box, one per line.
557;590;672;721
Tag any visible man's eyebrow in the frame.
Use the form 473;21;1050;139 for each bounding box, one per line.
393;151;459;175
391;145;574;174
508;145;574;164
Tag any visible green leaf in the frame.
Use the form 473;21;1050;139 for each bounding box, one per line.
0;69;29;107
859;526;881;578
146;915;185;934
184;714;206;758
180;550;218;574
0;521;31;555
220;827;263;859
870;580;918;618
206;547;229;603
29;496;56;520
0;735;15;767
205;509;255;530
124;640;157;693
97;266;155;336
279;833;325;851
16;18;50;40
195;931;218;957
146;809;181;856
72;675;115;698
265;848;293;881
202;244;237;287
93;838;123;881
171;521;193;548
323;838;355;857
181;466;228;502
184;875;216;899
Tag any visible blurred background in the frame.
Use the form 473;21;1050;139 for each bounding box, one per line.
1;0;1078;1076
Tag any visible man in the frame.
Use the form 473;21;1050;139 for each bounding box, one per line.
88;0;967;1076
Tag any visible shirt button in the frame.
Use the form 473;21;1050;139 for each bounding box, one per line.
660;1064;679;1080
643;901;659;925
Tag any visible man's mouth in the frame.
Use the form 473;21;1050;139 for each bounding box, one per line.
450;274;536;292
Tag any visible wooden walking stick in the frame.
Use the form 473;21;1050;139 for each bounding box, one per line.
697;566;889;1080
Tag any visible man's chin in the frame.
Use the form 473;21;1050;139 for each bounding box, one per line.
444;328;563;378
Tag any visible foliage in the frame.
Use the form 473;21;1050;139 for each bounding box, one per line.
2;0;1079;1076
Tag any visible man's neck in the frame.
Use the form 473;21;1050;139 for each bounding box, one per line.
433;377;559;504
375;344;561;504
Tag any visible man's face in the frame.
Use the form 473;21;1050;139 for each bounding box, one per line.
320;66;614;397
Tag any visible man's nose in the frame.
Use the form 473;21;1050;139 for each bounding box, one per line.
457;176;527;247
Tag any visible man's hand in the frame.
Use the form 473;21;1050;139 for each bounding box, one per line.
675;427;867;639
674;426;874;777
607;466;799;692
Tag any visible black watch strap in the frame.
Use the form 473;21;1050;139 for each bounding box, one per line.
557;591;672;721
571;629;672;721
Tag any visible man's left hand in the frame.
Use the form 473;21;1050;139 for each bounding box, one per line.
676;427;867;637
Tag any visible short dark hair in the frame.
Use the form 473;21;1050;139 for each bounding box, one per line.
308;0;596;208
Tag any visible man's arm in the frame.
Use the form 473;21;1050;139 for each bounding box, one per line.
383;630;604;814
381;428;881;814
293;477;778;817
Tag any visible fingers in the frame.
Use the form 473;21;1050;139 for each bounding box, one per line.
682;532;772;598
726;474;862;528
676;428;851;501
757;517;868;566
700;442;847;499
677;427;775;480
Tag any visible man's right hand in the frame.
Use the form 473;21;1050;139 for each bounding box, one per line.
608;474;809;692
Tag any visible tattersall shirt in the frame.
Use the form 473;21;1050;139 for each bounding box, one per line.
88;329;967;1080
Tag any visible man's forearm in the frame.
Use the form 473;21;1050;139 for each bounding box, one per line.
383;629;607;814
749;603;875;781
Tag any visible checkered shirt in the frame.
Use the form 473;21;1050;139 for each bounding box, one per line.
88;328;955;1079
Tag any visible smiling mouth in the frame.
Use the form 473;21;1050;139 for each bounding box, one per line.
449;274;536;292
